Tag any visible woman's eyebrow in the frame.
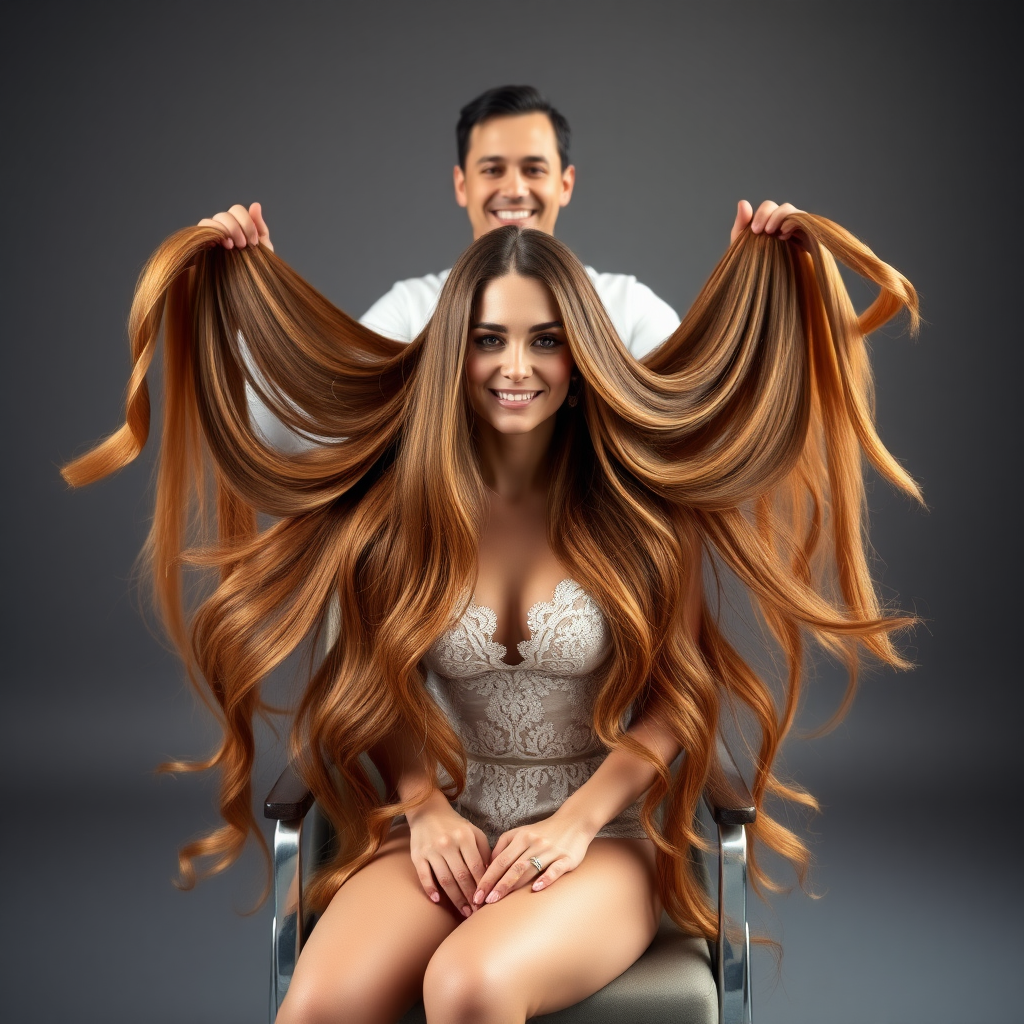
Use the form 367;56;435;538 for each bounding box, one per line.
470;320;564;332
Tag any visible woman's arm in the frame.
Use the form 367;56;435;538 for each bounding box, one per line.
558;551;700;841
368;721;439;807
471;712;681;906
368;720;492;917
552;712;681;840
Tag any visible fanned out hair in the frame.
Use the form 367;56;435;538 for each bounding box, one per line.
62;217;920;940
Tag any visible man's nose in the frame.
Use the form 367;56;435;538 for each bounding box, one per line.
500;169;530;199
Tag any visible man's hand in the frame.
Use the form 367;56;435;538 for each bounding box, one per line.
730;199;804;245
198;201;274;251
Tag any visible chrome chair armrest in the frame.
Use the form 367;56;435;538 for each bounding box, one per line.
264;763;315;1021
715;821;751;1024
701;741;755;1024
265;762;315;821
702;738;756;827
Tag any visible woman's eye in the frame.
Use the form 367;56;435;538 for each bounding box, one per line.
475;335;504;348
533;335;563;349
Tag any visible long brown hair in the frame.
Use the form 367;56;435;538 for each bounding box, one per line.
62;217;920;939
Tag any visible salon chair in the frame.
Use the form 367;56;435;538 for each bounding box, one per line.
264;743;754;1024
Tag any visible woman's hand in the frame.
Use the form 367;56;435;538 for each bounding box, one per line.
472;808;595;907
405;790;492;918
730;199;805;245
198;201;274;251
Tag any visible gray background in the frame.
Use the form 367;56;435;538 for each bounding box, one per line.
3;2;1020;1021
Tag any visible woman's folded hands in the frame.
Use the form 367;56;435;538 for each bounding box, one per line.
405;793;596;917
405;790;492;918
471;807;596;908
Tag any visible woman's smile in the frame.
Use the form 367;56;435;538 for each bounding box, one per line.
490;388;542;407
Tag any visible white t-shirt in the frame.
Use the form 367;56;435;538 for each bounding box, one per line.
360;266;680;358
250;268;679;450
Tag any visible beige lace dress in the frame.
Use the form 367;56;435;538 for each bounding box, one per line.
420;579;649;845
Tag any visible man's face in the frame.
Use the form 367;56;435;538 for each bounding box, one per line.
454;112;575;240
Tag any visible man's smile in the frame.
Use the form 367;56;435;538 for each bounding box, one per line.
489;208;538;224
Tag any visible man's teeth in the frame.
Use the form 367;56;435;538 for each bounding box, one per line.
496;391;537;402
494;210;533;221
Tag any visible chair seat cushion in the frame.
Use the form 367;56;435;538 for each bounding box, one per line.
397;912;717;1024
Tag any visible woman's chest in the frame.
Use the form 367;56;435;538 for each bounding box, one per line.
474;497;569;660
424;579;610;678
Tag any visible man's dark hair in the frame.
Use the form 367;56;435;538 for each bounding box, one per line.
456;85;571;171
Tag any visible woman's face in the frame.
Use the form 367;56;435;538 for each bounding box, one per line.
465;273;574;435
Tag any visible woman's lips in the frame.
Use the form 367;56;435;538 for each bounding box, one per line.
490;389;541;408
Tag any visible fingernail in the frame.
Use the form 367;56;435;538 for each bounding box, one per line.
473;890;484;905
532;881;544;891
485;891;499;904
430;892;440;903
461;905;472;918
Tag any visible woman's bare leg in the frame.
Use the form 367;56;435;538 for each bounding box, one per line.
276;823;462;1024
422;837;662;1024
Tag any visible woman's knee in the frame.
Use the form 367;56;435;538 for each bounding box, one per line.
422;941;527;1023
276;968;406;1024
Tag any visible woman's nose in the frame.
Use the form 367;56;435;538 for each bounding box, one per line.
501;344;532;381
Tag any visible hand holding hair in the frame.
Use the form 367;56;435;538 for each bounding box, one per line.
198;200;274;251
731;198;805;244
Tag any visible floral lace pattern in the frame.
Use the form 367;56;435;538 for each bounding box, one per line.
422;580;648;844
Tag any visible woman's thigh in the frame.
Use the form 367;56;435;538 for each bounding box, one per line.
422;837;662;1022
277;823;462;1024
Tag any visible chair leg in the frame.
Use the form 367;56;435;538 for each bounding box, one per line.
271;817;304;1023
717;823;751;1024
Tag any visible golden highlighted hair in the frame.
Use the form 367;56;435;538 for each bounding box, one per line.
63;217;920;939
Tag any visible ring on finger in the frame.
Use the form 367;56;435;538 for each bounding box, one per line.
529;856;544;873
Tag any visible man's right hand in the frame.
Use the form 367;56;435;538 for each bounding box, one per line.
198;201;274;251
405;790;491;918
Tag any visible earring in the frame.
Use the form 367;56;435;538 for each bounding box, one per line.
567;373;582;408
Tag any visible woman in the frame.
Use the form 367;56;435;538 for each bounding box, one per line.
62;213;919;1023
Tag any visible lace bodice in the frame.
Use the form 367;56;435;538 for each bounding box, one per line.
420;579;648;844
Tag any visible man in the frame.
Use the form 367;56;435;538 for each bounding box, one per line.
204;85;685;358
356;85;680;357
202;85;798;442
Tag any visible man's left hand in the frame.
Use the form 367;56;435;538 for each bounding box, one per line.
731;199;804;244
